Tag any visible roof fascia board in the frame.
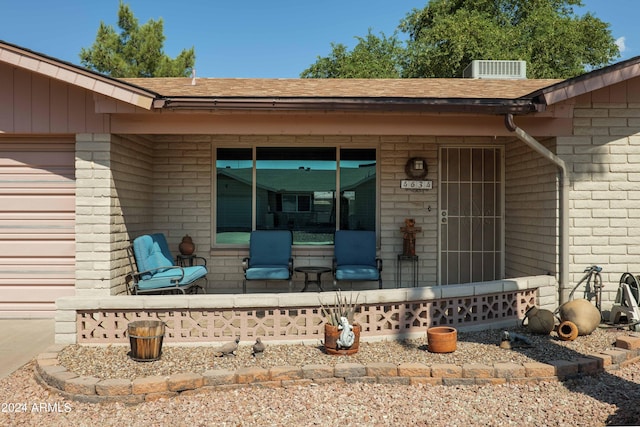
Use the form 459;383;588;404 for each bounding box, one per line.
0;40;158;110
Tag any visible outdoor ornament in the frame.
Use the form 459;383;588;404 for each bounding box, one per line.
522;306;555;335
179;234;195;256
213;337;239;357
336;316;356;349
400;218;421;256
499;330;534;350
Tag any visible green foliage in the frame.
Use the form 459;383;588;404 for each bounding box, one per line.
79;2;195;77
301;30;403;78
400;0;619;78
319;291;360;326
303;0;619;79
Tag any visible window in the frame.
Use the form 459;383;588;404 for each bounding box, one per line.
215;147;376;245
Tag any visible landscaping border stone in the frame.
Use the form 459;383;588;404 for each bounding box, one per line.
34;336;640;404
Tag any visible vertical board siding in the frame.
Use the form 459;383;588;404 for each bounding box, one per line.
0;62;109;134
0;139;75;317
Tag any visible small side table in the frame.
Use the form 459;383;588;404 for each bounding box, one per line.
396;254;418;288
294;266;331;292
177;254;197;267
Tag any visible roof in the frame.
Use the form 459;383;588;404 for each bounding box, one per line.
3;39;640;114
120;77;561;100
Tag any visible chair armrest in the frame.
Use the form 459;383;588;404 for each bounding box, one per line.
135;265;185;283
242;257;250;271
376;258;383;272
192;256;207;267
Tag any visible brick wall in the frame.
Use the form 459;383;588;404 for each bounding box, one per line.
559;83;640;308
504;137;559;279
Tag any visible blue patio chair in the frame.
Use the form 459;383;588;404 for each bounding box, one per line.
333;230;383;289
126;233;208;294
242;230;294;293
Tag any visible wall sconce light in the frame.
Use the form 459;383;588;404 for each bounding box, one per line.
404;157;428;179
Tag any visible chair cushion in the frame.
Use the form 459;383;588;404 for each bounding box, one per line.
137;265;208;290
245;266;291;280
133;234;174;279
335;265;380;281
334;230;377;267
248;230;292;266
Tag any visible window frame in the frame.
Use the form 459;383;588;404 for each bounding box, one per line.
213;144;379;248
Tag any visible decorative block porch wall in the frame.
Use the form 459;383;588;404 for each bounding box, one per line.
55;276;554;345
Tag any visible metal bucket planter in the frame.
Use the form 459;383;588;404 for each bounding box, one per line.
128;320;165;362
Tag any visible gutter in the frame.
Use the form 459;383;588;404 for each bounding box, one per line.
505;114;569;306
153;97;537;114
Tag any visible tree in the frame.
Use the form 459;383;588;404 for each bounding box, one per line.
400;0;619;78
79;2;195;78
302;0;619;79
300;30;403;78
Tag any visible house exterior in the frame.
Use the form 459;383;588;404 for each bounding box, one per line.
1;40;639;344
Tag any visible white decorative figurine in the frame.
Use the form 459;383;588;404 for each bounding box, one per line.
336;316;355;349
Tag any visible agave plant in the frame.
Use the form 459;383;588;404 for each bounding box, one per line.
319;290;360;326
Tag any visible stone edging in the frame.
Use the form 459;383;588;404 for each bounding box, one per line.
34;335;640;405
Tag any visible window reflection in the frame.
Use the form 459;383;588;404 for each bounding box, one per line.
340;149;376;231
216;148;252;244
215;147;376;245
257;147;336;244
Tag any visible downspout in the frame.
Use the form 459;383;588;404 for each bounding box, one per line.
505;114;570;306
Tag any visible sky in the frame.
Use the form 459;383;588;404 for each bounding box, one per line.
0;0;637;78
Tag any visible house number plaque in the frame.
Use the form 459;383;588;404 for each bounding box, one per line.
400;180;432;189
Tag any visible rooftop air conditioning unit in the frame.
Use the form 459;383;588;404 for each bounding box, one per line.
462;60;527;79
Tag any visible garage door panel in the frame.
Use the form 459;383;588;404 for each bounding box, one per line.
0;139;75;317
0;285;75;301
0;195;74;211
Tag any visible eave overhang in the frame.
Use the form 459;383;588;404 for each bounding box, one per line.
0;40;159;110
527;55;640;106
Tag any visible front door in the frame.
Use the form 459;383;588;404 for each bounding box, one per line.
439;147;504;285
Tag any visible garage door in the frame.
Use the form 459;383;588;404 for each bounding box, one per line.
0;138;75;317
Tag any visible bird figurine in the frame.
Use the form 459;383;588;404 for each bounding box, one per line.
499;330;534;349
213;337;240;357
252;337;266;357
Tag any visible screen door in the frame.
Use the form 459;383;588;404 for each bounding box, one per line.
439;147;504;285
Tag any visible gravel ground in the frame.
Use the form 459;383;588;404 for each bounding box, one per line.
1;326;639;426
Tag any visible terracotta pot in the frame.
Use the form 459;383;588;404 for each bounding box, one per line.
179;234;195;256
324;323;360;355
427;326;457;353
523;306;555;335
558;298;600;336
557;320;579;341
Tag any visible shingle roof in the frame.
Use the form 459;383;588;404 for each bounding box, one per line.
121;77;561;100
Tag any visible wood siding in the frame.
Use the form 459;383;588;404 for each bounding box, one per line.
0;62;109;134
0;138;75;317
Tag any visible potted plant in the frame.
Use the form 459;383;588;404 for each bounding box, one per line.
319;290;361;355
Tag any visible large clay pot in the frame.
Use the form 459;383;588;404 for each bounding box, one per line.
523;306;555;335
324;323;360;355
427;326;457;353
558;299;600;336
179;234;195;255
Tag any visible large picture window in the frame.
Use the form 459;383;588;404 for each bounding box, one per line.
215;147;376;245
